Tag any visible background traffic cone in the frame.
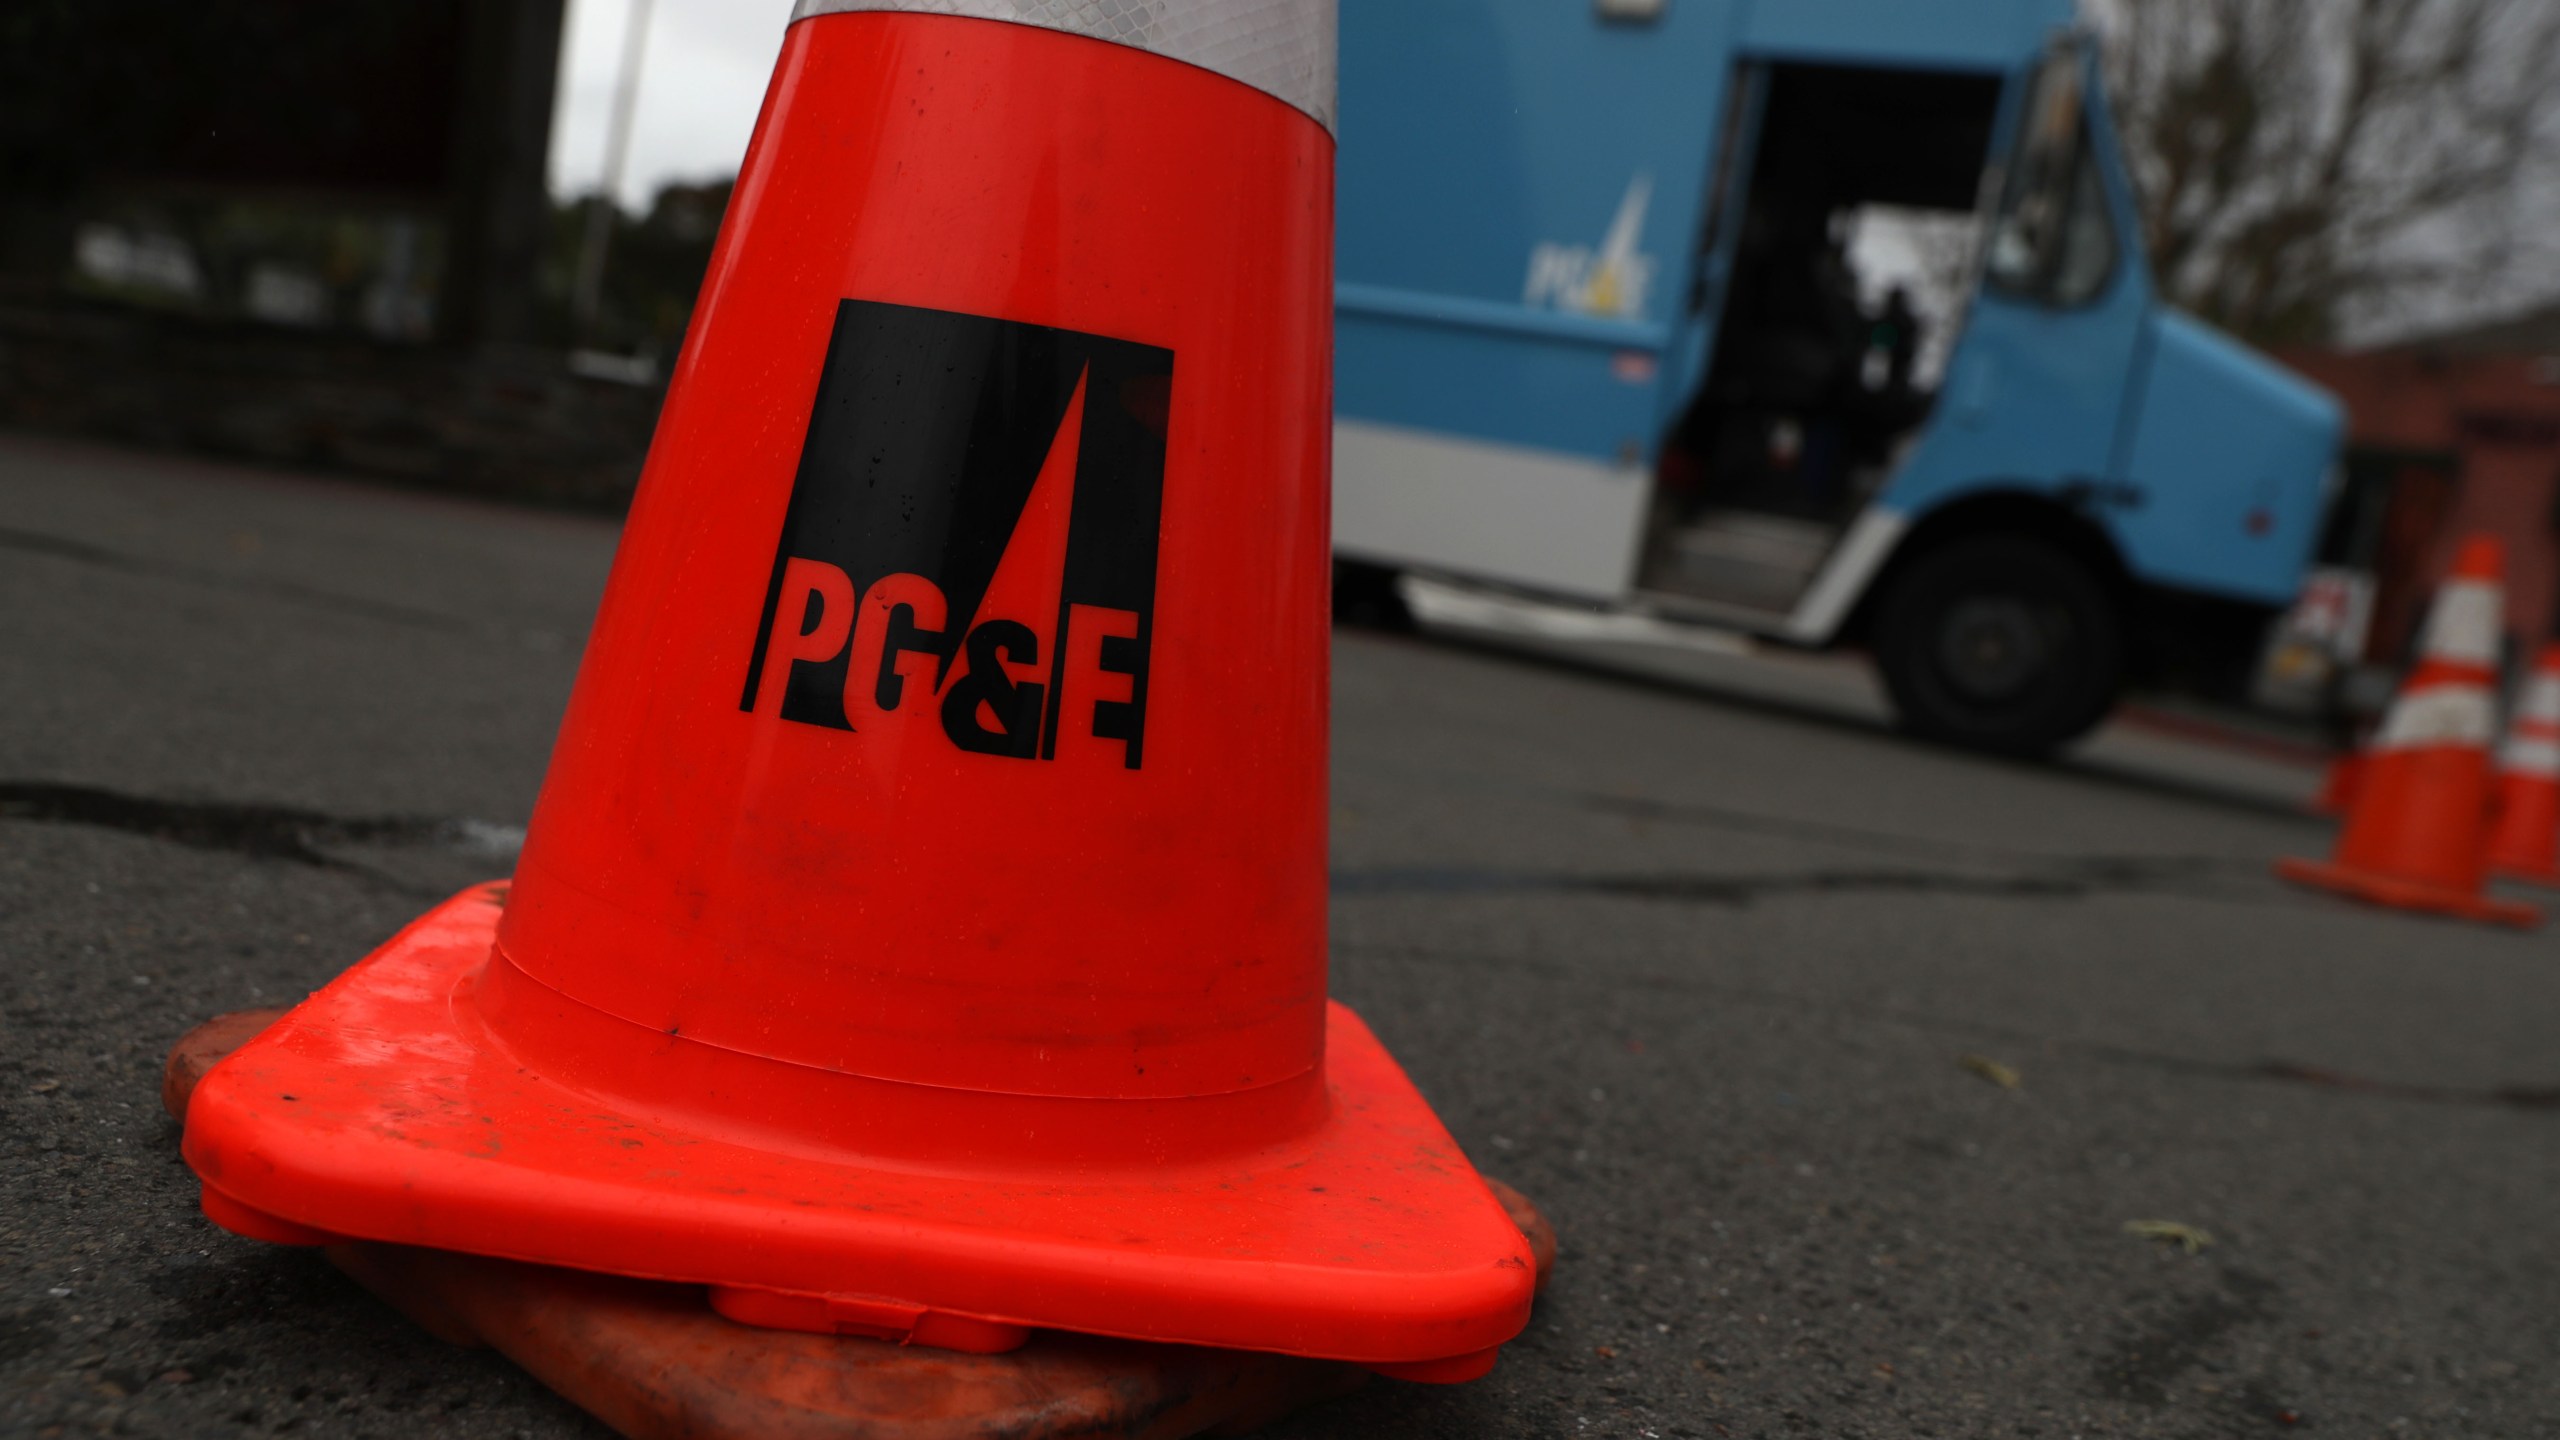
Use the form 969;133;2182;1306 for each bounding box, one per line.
2276;536;2538;926
182;0;1537;1385
2486;644;2560;886
2310;747;2364;817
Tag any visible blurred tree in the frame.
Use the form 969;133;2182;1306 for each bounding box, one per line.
536;180;732;361
2096;0;2560;345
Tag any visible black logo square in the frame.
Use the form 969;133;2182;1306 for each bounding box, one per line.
740;299;1172;769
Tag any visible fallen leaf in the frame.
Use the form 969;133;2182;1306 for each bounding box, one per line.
2124;1219;2214;1253
1957;1054;2021;1090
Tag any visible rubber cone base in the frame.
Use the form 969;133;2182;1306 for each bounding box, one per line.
180;886;1535;1375
2273;856;2541;928
332;1248;1364;1440
164;1010;1558;1440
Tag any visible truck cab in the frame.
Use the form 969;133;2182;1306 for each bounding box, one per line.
1332;0;2343;755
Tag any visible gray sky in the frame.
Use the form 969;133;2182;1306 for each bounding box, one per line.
550;0;792;207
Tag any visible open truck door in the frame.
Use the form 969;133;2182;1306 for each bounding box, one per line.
1854;34;2154;752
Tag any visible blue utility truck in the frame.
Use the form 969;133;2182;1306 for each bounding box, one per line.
1332;0;2343;755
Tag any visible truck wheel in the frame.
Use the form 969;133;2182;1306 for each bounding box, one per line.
1332;558;1415;632
1872;533;2122;757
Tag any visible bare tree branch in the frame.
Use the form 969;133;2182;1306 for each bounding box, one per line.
2092;0;2560;344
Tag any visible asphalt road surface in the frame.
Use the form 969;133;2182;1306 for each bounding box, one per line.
4;432;2556;1439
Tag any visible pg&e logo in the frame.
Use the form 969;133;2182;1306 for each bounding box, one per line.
739;299;1172;769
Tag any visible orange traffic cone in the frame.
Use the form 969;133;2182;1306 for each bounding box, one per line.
2310;747;2364;817
2486;644;2560;886
182;1;1534;1385
2277;536;2538;926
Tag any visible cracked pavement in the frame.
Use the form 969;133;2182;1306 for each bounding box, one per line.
3;432;2558;1437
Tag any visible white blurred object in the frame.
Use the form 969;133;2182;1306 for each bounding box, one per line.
569;349;660;385
2253;565;2375;716
244;265;329;328
1403;575;1755;656
1844;205;1979;387
72;224;201;299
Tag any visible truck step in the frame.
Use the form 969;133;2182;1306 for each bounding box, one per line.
1653;511;1837;612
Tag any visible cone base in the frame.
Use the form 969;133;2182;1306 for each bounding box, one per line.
2273;856;2541;928
162;1012;1562;1438
180;885;1535;1374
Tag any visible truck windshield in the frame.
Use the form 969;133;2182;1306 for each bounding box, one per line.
1984;47;2117;307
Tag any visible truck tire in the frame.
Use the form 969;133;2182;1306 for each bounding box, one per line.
1872;532;2123;757
1332;558;1416;632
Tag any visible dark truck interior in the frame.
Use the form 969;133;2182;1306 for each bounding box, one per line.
1641;62;2003;613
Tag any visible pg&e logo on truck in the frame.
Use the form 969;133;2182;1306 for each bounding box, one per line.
739;299;1172;770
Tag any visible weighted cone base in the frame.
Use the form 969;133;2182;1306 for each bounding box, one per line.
180;885;1536;1375
329;1246;1368;1440
2273;856;2541;928
165;1010;1560;1440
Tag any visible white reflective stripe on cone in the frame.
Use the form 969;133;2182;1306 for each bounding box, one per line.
2519;673;2560;724
789;0;1339;130
2418;581;2503;666
2501;735;2560;775
2373;683;2496;751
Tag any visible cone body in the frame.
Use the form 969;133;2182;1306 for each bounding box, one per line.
2487;648;2560;883
2278;537;2537;925
181;4;1536;1377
